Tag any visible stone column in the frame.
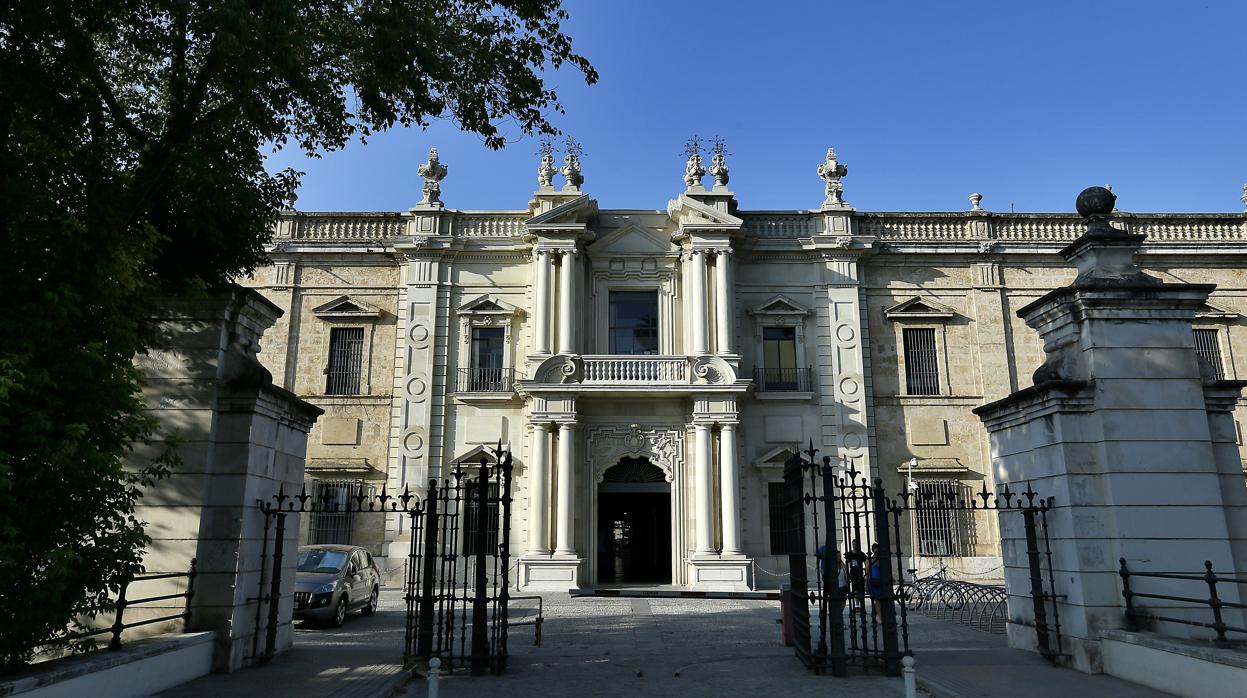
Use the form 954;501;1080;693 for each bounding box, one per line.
557;252;575;354
714;251;735;354
689;251;708;355
693;423;714;555
554;422;577;555
533;250;553;354
527;423;551;555
718;423;742;555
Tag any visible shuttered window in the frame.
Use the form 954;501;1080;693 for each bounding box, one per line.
326;327;364;395
768;482;788;554
1194;329;1225;380
903;327;940;395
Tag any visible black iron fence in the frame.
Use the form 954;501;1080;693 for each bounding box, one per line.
1119;558;1247;645
456;368;515;393
62;560;198;651
255;444;515;676
754;367;812;392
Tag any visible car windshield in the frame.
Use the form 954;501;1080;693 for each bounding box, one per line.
297;549;349;573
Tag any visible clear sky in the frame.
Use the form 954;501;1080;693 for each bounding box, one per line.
268;0;1247;214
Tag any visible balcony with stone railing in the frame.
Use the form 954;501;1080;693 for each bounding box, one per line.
522;354;747;395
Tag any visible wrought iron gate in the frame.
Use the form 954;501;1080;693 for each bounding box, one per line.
251;444;515;676
783;442;1063;677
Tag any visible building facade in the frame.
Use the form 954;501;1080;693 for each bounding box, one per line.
246;146;1247;590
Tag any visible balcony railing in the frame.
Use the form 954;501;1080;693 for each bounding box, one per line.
582;356;688;383
457;367;515;392
753;367;812;392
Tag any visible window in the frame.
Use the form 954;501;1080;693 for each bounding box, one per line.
311;480;372;545
915;480;973;557
1194;328;1225;380
326;327;365;395
466;327;508;391
463;482;500;556
760;327;806;391
768;482;789;554
903;328;940;395
609;291;659;355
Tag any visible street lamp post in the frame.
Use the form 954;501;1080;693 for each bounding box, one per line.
907;457;919;580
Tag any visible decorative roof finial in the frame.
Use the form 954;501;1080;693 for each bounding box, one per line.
536;138;557;191
817;147;849;208
416;147;448;207
1241;184;1247;211
709;136;730;190
683;136;706;191
561;136;584;192
969;192;983;211
282;188;299;212
1075;185;1119;237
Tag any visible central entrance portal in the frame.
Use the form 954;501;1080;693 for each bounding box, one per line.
597;458;671;585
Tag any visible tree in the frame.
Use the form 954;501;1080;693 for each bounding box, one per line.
0;0;596;670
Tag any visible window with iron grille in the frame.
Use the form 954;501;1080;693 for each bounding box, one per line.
1194;328;1225;380
768;482;789;554
903;327;940;395
463;482;500;556
326;327;364;395
915;479;972;557
311;480;370;545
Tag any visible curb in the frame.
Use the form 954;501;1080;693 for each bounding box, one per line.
916;674;970;698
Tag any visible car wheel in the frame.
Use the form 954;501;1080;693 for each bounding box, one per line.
331;596;348;627
361;586;379;616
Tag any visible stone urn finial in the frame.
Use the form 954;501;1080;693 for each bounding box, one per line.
282;188;298;212
683;136;706;191
561;136;585;192
969;192;983;211
1241;183;1247;211
709;136;730;189
817;147;849;208
416;147;448;207
536;138;557;191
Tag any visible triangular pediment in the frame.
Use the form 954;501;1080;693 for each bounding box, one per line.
750;295;810;317
527;193;597;226
885;296;955;320
754;445;801;469
457;294;522;316
590;222;675;255
666;194;744;229
312;295;382;319
1197;301;1237;319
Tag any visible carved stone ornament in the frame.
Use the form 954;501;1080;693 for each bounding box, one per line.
691;355;735;385
1241;183;1247;211
817;147;849;207
969;192;983;211
978;239;996;254
588;424;683;483
833;235;852;250
534;353;584;384
417;148;448;206
561;136;584;191
683;136;706;190
709;137;730;188
537;139;557;190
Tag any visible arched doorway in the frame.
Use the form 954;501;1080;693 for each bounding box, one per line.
597;458;672;585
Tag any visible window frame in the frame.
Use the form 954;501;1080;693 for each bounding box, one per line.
885;297;955;398
767;481;790;555
312;295;383;396
326;326;366;396
748;295;812;395
608;289;661;356
455;295;522;395
1193;327;1227;381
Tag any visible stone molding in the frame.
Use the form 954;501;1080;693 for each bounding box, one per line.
586;424;685;483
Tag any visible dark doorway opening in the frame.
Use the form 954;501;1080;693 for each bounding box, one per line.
597;458;671;585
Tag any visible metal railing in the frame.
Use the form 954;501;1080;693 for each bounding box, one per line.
66;559;197;650
753;367;812;392
457;367;515;392
1119;558;1247;645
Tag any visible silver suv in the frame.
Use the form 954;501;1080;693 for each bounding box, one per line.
293;545;381;627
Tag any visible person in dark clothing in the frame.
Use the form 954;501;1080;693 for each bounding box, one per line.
845;540;868;601
867;543;885;600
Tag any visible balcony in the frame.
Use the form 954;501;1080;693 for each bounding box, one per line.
582;356;688;383
753;367;813;397
521;354;748;396
456;367;516;397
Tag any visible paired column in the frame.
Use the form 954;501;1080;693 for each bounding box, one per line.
526;424;551;554
692;423;714;555
714;250;735;354
556;252;576;354
554;422;577;555
688;252;709;355
718;423;742;555
532;251;554;354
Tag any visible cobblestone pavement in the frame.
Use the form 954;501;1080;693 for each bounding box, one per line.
157;590;410;698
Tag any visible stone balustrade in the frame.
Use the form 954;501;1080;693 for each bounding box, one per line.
581;355;689;383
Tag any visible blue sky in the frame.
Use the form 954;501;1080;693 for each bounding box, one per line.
269;1;1247;213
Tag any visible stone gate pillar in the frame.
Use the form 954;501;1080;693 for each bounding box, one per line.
973;187;1247;673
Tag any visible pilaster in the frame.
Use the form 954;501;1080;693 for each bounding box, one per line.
817;253;877;478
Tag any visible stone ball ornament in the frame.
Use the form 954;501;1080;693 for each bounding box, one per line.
1076;186;1116;217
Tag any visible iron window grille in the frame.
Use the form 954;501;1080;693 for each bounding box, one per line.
768;482;789;554
754;367;812;392
903;327;940;396
326;327;365;395
311;480;374;545
1194;328;1225;380
463;482;501;556
914;479;974;557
